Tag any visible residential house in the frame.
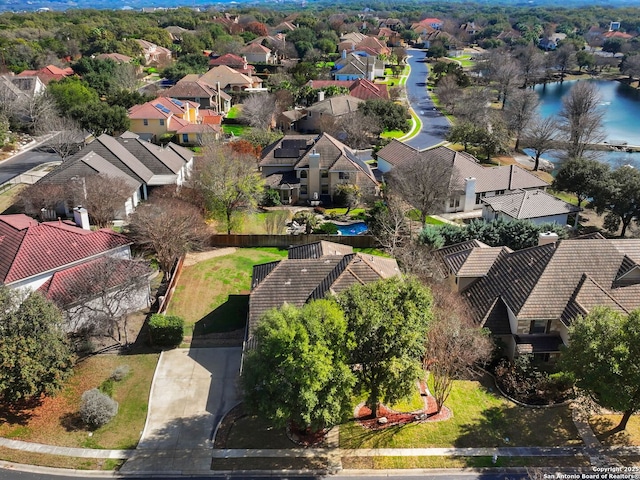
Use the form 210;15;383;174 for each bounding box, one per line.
379;18;404;30
437;234;640;361
135;39;172;66
164;25;196;42
538;33;567;51
482;189;579;226
0;213;150;332
38;132;193;218
0;74;46;108
602;30;634;40
338;36;391;57
276;109;307;134
208;53;255;76
332;52;385;81
184;65;262;92
377;141;549;214
259;132;379;205
17;64;74;85
305;79;388;101
419;29;456;49
272;21;296;33
161;80;231;113
295;94;364;133
239;43;274;64
416;17;444;30
95;53;134;64
246;241;400;349
377;27;405;47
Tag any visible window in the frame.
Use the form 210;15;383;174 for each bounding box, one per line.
321;185;329;195
143;119;149;126
496;189;505;195
529;320;548;334
475;193;481;204
182;134;189;143
449;197;460;208
300;185;308;195
339;172;350;180
533;352;551;362
321;170;328;178
299;170;307;179
159;119;165;126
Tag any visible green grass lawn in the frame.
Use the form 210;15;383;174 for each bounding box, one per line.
342;455;589;469
549;190;579;206
455;55;476;68
405;210;448;226
167;248;288;335
340;375;582;449
323;207;366;218
381;130;406;139
222;124;250;136
0;353;158;450
226;106;241;119
0;184;26;214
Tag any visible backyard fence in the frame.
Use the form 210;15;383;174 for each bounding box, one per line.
157;255;186;315
209;234;377;249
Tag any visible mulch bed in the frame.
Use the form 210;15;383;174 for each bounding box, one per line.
355;393;452;430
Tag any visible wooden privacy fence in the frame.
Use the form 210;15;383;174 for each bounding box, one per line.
209;234;377;249
157;255;186;315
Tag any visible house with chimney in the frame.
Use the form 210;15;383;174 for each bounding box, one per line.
377;140;548;214
481;189;579;226
0;213;151;333
332;52;385;81
259;133;379;205
160;80;231;113
295;94;364;133
436;234;640;361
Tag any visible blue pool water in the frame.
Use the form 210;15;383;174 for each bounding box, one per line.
334;222;369;236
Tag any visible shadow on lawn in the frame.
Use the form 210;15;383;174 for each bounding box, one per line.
589;416;633;446
193;294;248;337
0;397;42;425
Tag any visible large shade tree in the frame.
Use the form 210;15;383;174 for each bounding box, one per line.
241;300;355;432
0;287;74;402
561;307;640;437
337;277;433;417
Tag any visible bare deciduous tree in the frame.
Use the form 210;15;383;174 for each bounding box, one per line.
455;87;492;125
504;88;539;151
36;115;85;160
367;196;410;256
63;256;151;345
387;154;456;225
521;115;558;171
559;81;605;160
486;51;522;109
20;182;69;218
621;54;640;87
240;93;278;130
333;111;381;149
127;197;207;279
74;175;134;228
553;44;577;83
425;286;493;413
435;74;462;113
514;44;544;88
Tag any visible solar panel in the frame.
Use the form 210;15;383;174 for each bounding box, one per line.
282;139;308;150
170;98;184;107
274;148;300;158
154;103;172;114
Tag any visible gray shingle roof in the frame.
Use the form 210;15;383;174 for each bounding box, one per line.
482;189;579;220
288;240;354;259
305;95;363;116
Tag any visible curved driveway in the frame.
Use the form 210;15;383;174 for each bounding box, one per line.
404;48;451;150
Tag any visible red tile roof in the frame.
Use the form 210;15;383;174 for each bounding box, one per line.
39;256;149;307
0;214;131;285
349;78;389;100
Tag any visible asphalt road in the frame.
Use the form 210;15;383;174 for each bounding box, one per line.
0;146;59;185
404;48;451;150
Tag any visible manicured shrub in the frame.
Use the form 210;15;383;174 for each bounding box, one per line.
262;188;281;207
80;388;118;428
148;314;184;347
314;222;338;235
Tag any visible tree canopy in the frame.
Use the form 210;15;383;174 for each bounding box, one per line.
0;288;74;402
560;307;640;436
241;300;355;431
337;276;433;417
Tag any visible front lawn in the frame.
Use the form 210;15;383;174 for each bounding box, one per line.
0;353;158;450
590;415;640;446
340;376;582;448
0;184;26;214
226;106;241;119
381;130;406;139
222;124;250;136
167;248;288;336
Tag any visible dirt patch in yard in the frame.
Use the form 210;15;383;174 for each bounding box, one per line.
183;248;237;266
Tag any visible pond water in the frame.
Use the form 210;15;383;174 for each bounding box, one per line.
534;79;640;167
333;222;369;236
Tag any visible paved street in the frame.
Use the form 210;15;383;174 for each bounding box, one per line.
404;48;451;150
0;148;59;185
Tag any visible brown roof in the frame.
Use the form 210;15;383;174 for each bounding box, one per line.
305;94;363;116
482;189;579;220
454;238;640;328
248;245;400;336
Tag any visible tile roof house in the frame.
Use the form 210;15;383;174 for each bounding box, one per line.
0;213;150;332
482;189;579;226
184;65;262;92
128;97;221;144
239;42;274;64
295;94;364;133
95;53;134;64
259;133;379;205
304;79;388;101
246;241;400;349
135;39;172;66
377;141;549;214
437;235;640;361
161;79;231;113
208;53;255;76
332;52;385;81
17;64;74;85
38;133;193;219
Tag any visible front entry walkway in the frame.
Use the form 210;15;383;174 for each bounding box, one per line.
120;347;241;474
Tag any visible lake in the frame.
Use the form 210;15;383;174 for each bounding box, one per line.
534;79;640;167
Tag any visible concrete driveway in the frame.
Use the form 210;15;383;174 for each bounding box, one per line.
120;347;242;474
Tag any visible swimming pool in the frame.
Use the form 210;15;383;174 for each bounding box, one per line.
334;221;369;236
